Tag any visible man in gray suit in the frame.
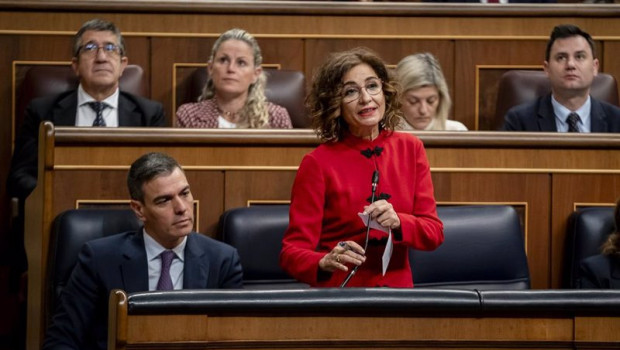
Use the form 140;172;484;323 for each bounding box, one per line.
503;24;620;132
43;152;243;350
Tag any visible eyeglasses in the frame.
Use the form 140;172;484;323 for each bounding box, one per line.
342;78;383;103
78;42;122;57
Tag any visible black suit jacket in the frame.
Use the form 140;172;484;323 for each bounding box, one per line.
7;90;165;199
579;254;620;289
502;94;620;132
43;231;243;350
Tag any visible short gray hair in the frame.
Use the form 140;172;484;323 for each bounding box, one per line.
72;18;126;57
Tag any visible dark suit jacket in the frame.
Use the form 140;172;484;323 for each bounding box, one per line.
502;94;620;132
43;231;243;350
7;90;165;199
579;254;620;289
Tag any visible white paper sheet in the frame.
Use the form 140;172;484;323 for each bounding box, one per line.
357;212;393;276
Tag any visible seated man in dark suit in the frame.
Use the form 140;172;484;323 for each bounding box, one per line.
503;24;620;132
43;152;243;350
8;18;165;202
579;198;620;289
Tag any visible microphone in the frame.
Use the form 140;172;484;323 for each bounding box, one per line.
371;169;379;193
340;170;379;287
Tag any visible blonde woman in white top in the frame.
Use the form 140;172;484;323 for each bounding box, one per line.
396;53;467;131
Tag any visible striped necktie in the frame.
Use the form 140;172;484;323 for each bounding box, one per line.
567;112;581;133
87;101;108;127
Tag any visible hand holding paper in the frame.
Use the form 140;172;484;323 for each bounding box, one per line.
357;212;393;276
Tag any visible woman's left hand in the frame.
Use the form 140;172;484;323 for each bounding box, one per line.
363;199;401;230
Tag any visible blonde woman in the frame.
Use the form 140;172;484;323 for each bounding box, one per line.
396;53;466;131
176;28;292;128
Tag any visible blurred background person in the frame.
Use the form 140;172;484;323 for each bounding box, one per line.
579;198;620;289
396;53;467;131
279;47;444;288
176;28;292;128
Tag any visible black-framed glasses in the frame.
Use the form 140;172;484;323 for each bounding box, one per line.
78;42;122;57
342;78;383;103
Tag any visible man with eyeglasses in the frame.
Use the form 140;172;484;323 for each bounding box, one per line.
8;18;164;202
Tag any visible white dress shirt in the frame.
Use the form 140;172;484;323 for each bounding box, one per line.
551;95;592;132
75;84;120;127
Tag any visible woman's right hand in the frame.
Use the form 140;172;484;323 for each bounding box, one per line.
318;241;366;272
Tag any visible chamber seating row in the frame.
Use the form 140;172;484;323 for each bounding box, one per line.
16;65;619;132
48;204;615;315
49;205;530;312
218;205;530;290
41;202;616;349
15;65;309;129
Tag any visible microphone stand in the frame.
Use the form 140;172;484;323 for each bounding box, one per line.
340;170;379;288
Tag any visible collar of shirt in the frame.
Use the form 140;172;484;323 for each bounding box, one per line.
76;84;120;127
143;228;187;264
144;229;187;290
217;116;237;128
551;94;591;132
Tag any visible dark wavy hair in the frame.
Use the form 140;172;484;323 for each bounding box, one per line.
601;197;620;256
307;47;402;142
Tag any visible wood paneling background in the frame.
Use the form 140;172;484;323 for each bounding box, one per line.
2;7;620;345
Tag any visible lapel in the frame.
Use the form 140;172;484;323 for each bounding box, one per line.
117;92;143;126
51;91;79;126
610;256;620;289
183;233;210;289
119;230;149;292
537;95;558;132
589;99;608;132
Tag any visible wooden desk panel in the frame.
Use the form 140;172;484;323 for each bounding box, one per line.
108;289;620;350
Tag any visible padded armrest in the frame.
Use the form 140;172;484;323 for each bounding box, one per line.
126;289;620;317
127;288;481;315
480;290;620;315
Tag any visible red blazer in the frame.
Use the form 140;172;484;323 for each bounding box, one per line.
280;130;444;287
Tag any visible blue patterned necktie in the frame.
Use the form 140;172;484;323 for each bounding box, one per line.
156;250;175;291
567;112;581;133
87;101;108;127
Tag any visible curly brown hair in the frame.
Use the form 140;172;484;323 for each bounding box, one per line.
307;47;402;142
601;197;620;256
